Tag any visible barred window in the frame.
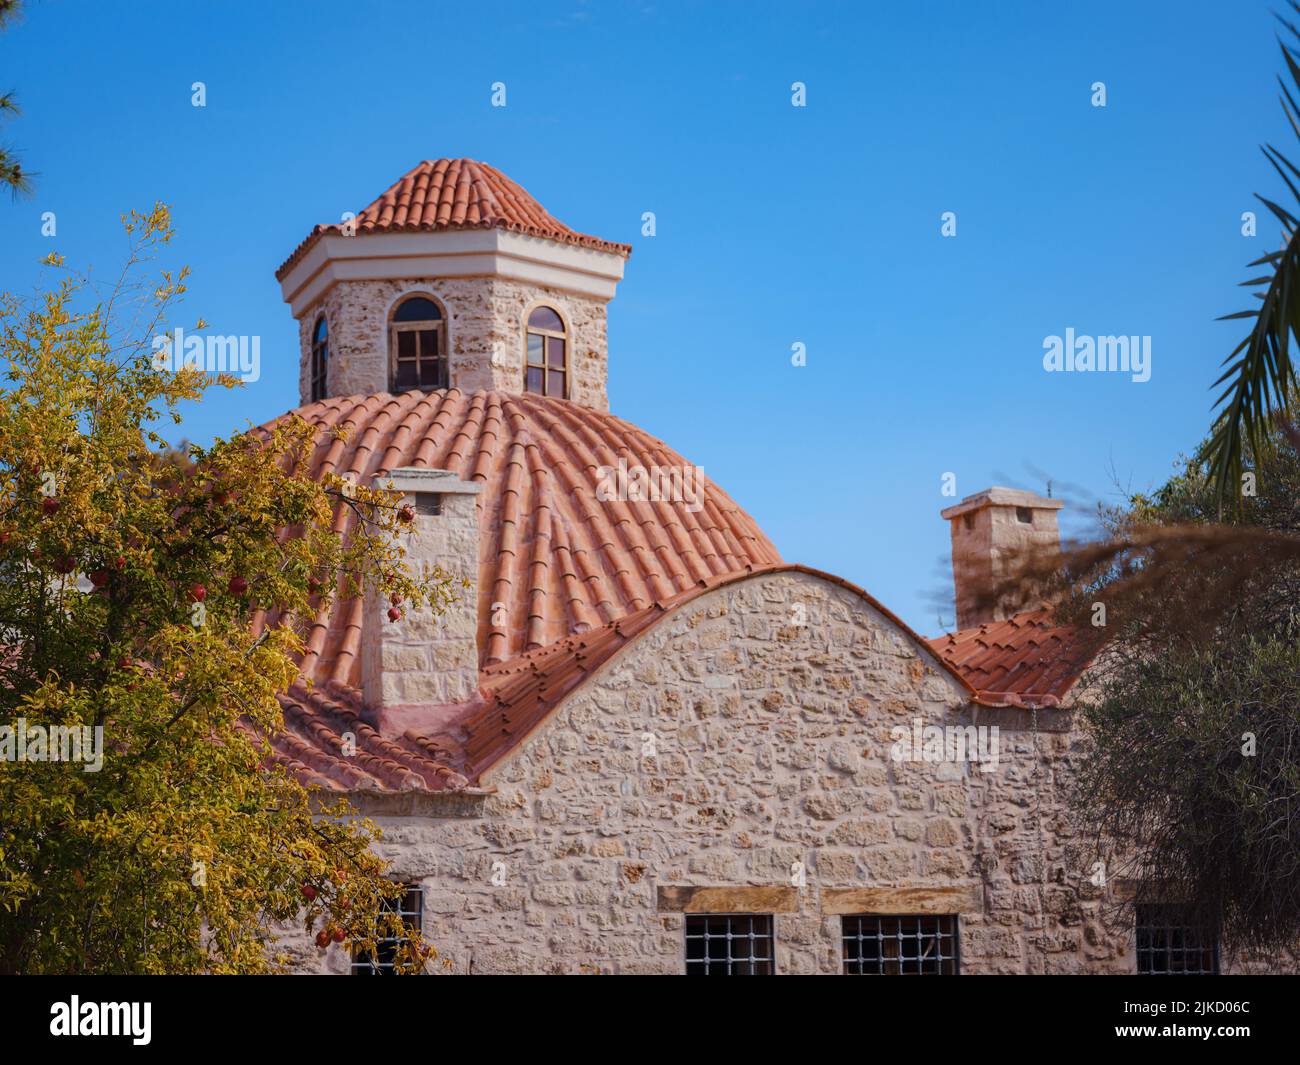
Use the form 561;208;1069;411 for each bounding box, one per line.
842;915;960;975
685;914;774;975
351;885;423;975
1136;904;1219;975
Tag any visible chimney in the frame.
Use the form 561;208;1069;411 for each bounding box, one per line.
360;468;481;727
941;487;1063;630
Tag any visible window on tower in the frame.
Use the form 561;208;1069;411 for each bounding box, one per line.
310;316;329;402
389;295;447;392
524;305;567;398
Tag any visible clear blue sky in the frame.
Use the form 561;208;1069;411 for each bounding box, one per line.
0;0;1286;633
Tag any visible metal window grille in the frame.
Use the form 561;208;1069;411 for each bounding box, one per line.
685;914;774;975
842;915;960;974
350;885;423;975
1135;904;1219;975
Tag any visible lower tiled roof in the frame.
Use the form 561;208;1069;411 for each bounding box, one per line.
268;681;470;793
468;598;671;778
927;608;1095;708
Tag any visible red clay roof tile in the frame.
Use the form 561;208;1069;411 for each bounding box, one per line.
927;608;1096;708
268;681;470;793
276;158;631;280
256;388;783;680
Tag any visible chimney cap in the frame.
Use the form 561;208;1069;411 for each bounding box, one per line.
941;486;1063;521
379;467;482;496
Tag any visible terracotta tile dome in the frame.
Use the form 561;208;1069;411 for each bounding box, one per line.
259;388;782;689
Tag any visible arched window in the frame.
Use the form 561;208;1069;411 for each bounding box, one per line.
310;317;329;402
389;295;446;392
524;306;566;398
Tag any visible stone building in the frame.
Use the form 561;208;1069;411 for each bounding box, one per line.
261;159;1234;975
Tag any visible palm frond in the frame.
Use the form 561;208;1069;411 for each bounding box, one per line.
1208;8;1300;508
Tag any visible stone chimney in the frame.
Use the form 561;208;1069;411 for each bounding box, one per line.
360;468;481;729
941;487;1063;630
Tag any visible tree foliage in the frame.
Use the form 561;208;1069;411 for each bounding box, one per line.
1076;634;1300;955
0;205;458;973
1040;433;1300;954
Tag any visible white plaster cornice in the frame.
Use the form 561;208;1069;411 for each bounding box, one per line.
279;228;626;315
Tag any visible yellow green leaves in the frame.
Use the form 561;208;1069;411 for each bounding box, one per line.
0;208;441;974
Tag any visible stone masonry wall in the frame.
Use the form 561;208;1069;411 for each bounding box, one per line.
283;570;1160;975
360;482;478;709
296;277;610;409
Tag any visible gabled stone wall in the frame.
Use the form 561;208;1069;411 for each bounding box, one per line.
281;570;1162;975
